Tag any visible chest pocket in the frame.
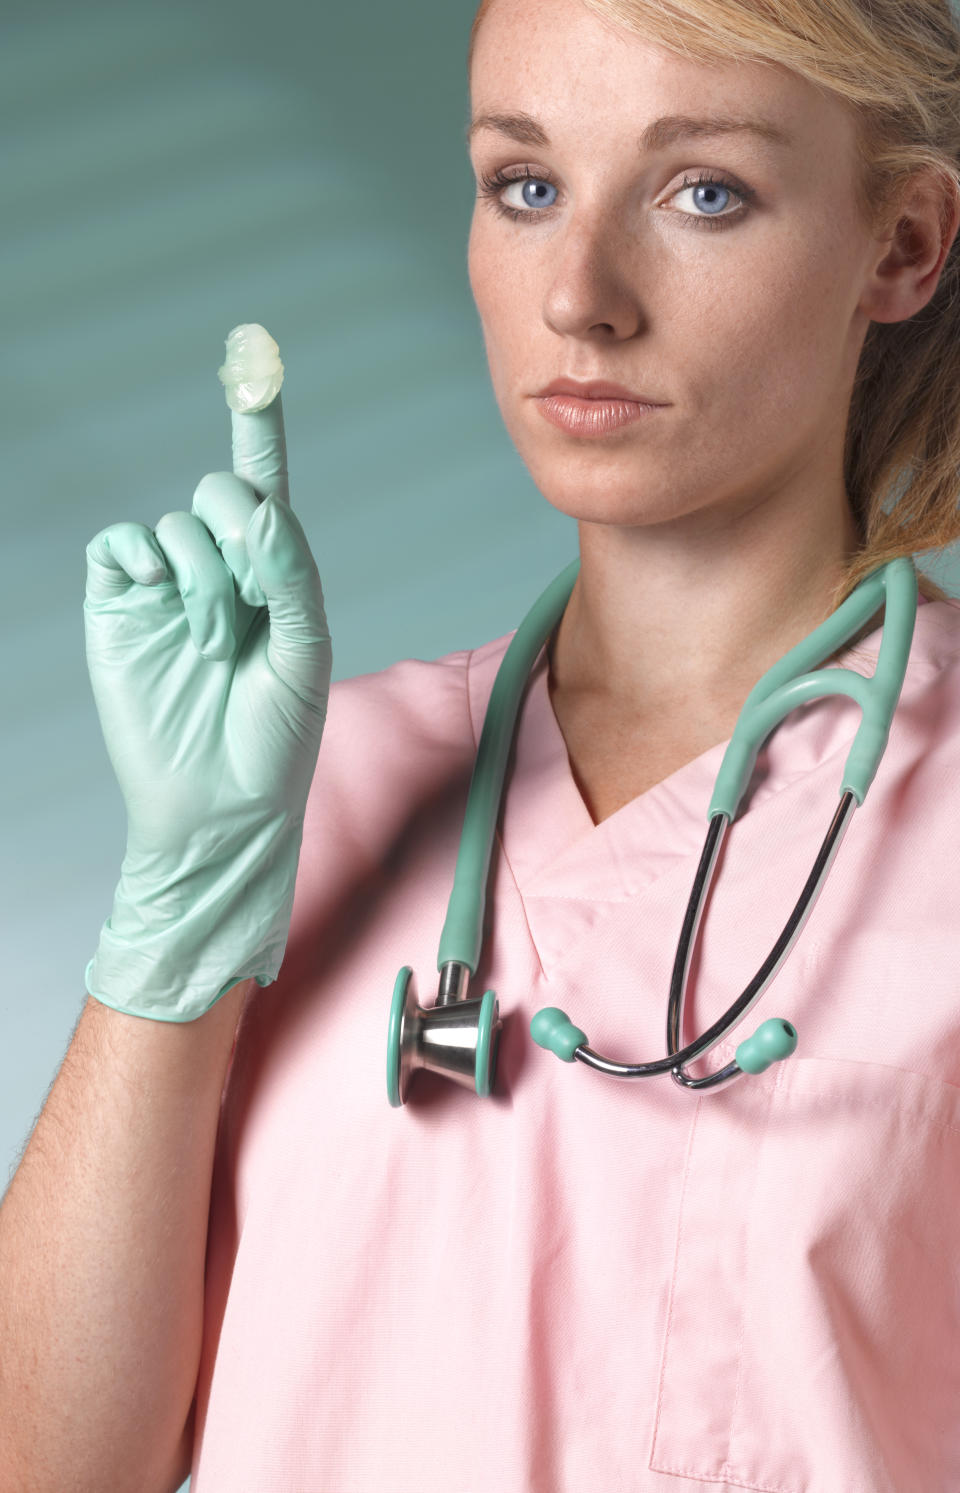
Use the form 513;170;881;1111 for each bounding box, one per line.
648;1054;960;1493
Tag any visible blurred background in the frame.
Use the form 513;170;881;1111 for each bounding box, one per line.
2;0;579;1184
0;4;576;1485
2;3;959;1486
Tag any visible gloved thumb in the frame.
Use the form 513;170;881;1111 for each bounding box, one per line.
244;496;332;706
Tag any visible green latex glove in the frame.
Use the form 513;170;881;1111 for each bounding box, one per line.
83;339;332;1021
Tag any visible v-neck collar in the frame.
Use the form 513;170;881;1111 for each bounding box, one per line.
465;591;947;904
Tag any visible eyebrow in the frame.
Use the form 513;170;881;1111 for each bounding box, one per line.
465;109;794;153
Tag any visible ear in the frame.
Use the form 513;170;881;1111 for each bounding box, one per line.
858;166;960;325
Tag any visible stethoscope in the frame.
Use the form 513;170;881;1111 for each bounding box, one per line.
386;555;918;1107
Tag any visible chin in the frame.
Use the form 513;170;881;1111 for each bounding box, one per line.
524;462;685;527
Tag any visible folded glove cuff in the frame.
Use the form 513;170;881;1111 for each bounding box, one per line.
85;817;305;1023
84;946;276;1024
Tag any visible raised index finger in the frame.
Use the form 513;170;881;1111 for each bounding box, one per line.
217;323;290;506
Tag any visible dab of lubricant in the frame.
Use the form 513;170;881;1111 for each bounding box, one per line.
217;323;285;413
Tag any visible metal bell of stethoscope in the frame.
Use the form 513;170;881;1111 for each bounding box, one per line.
386;554;918;1106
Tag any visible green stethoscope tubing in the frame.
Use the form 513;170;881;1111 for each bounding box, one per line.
388;554;918;1104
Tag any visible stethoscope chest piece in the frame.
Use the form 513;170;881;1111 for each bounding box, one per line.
387;963;502;1107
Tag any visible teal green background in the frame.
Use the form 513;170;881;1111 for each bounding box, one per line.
2;4;959;1488
3;3;576;1134
1;6;576;1486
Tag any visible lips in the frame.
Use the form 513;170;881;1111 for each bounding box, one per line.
536;377;667;403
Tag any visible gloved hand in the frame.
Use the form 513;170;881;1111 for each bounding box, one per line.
83;341;332;1021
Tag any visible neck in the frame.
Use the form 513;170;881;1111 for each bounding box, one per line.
547;486;871;731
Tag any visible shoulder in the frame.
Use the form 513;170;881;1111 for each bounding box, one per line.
914;593;960;662
302;628;518;839
851;592;960;688
878;595;960;784
901;595;960;709
322;627;516;757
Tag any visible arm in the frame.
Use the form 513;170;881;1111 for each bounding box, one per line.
0;979;248;1493
2;322;330;1491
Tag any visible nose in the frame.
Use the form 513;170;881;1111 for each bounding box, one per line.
540;219;647;341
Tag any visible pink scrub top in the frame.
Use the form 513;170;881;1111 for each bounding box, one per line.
190;590;960;1493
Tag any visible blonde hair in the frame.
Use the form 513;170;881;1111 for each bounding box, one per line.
467;0;960;609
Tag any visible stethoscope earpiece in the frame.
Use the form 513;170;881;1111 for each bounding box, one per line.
529;1006;589;1061
387;962;501;1107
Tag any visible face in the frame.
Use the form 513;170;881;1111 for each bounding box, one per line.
467;0;883;536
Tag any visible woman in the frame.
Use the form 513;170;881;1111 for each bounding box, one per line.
467;0;959;824
184;4;960;1488
4;1;960;1490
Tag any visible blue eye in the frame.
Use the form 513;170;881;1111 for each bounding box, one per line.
475;165;755;232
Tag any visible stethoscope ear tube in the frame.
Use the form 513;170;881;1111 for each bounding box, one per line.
436;560;581;974
709;557;918;818
386;561;579;1108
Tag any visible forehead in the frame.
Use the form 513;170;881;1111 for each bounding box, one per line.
469;0;851;161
